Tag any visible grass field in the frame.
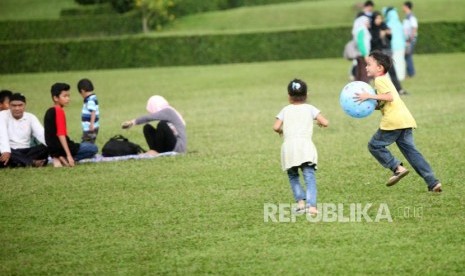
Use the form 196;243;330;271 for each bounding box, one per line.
1;53;465;274
0;0;78;21
166;0;465;34
2;0;464;31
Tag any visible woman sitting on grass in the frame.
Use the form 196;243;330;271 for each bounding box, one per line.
121;95;186;155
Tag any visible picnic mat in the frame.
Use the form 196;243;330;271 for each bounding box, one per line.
78;152;178;163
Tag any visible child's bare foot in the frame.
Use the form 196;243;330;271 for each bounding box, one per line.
293;200;306;214
53;157;69;168
307;206;318;215
52;158;63;167
144;150;159;156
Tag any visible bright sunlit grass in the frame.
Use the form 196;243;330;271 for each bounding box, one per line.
1;53;464;274
165;0;465;34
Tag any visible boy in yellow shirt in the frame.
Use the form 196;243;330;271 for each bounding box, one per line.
355;50;442;192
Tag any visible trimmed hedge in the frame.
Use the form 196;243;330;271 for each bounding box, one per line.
60;3;117;17
171;0;310;17
1;21;463;74
0;15;141;41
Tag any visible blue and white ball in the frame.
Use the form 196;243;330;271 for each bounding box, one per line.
339;81;377;118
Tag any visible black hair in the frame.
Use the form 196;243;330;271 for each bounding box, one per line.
77;78;94;93
10;92;26;103
369;50;393;73
364;1;374;7
51;83;70;98
371;11;382;25
404;1;413;9
287;78;307;102
372;11;382;19
0;90;13;103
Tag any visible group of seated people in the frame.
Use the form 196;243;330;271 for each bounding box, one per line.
0;82;187;168
0;84;99;169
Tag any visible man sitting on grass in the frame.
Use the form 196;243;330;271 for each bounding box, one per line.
0;93;48;168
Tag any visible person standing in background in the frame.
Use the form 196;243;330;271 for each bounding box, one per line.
362;1;375;19
403;1;418;78
383;7;406;81
77;78;100;143
352;15;372;83
370;11;408;95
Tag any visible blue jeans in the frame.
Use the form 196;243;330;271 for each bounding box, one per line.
405;37;416;77
74;142;98;161
287;164;317;207
368;128;439;189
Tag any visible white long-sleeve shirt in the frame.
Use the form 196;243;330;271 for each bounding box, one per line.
0;110;46;153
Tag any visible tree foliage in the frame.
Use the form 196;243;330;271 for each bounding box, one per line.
135;0;175;32
110;0;135;13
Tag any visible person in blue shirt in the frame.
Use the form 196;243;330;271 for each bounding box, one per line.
77;78;100;144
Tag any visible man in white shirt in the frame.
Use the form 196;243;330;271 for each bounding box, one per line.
0;93;48;168
402;1;418;78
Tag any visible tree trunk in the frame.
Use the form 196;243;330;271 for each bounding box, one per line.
142;8;149;33
142;15;149;33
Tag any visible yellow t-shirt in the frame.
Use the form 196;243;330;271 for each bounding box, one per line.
375;75;417;130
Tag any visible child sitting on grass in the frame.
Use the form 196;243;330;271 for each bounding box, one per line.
44;83;98;167
273;79;329;215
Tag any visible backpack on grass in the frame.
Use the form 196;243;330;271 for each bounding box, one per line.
102;135;145;157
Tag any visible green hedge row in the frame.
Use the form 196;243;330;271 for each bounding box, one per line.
60;3;117;17
171;0;307;17
0;0;315;41
1;22;463;74
0;15;141;41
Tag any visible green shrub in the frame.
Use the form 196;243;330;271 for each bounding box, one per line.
171;0;306;17
110;0;135;13
0;21;463;74
415;22;465;54
229;0;309;8
0;15;141;41
61;3;117;17
75;0;109;5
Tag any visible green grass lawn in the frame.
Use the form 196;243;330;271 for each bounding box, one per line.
0;0;78;21
1;0;464;31
165;0;465;34
1;53;465;274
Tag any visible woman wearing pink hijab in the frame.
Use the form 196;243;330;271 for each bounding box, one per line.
121;95;186;155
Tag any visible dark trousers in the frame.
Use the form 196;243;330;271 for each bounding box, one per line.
388;63;403;92
143;121;177;153
355;57;369;83
1;145;49;168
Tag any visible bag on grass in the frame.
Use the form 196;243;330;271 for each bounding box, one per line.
102;135;145;157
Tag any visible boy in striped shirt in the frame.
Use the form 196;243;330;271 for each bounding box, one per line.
78;78;100;143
